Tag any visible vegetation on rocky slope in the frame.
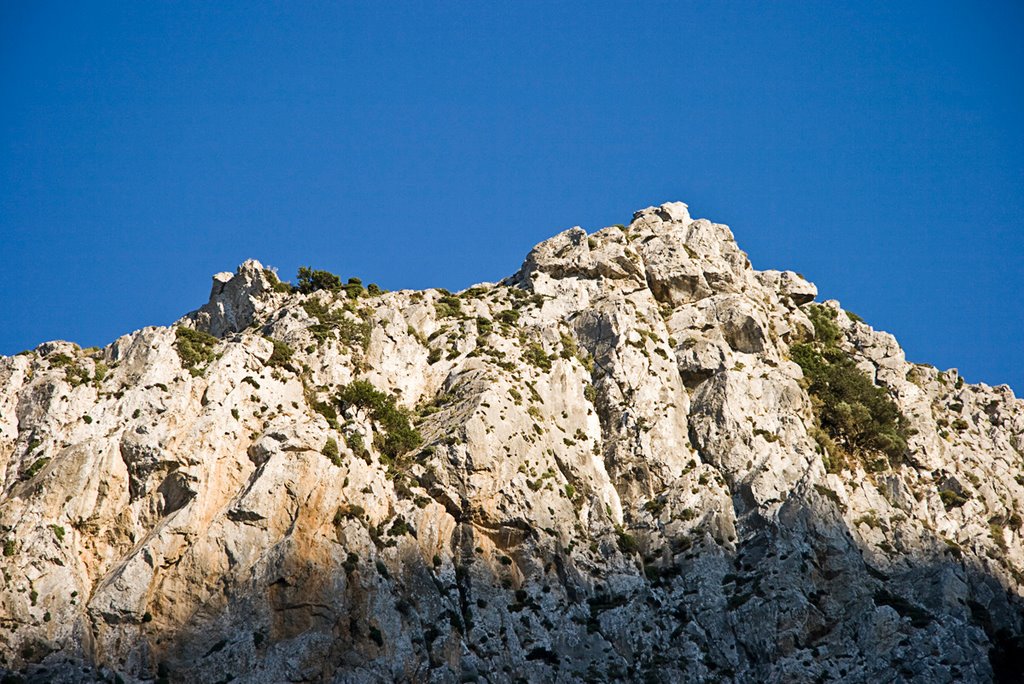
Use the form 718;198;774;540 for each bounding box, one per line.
336;380;421;462
792;304;909;473
296;266;380;299
1;205;1021;683
173;326;219;376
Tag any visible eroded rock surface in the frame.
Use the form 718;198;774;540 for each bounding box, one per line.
0;203;1021;683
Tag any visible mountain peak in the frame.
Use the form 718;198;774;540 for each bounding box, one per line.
633;200;691;224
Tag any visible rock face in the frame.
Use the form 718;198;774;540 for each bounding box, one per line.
0;202;1022;683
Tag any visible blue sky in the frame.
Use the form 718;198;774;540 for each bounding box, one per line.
2;2;1022;392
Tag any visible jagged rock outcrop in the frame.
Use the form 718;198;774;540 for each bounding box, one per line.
0;202;1021;683
190;259;283;337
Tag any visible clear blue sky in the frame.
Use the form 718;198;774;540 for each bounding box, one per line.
2;2;1022;392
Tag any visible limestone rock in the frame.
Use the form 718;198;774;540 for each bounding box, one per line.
188;259;279;337
0;202;1021;683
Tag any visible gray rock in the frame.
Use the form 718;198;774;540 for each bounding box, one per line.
0;201;1021;683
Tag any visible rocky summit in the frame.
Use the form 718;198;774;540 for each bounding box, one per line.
1;202;1022;684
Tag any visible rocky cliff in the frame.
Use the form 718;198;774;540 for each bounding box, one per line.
1;202;1022;683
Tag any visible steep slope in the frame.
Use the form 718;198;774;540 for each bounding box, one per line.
0;202;1021;683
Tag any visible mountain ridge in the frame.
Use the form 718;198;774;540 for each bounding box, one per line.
1;201;1021;683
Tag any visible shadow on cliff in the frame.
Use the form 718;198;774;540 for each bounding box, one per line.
5;491;1024;683
149;496;1024;683
726;482;1024;684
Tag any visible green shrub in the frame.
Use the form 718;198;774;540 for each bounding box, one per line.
642;498;665;516
407;325;427;346
264;337;294;367
296;267;342;294
343;277;365;300
338;380;387;410
345;431;368;460
263;268;294;293
523;342;552;372
20;457;50;481
336;381;421;461
174;326;218;376
335;317;372;350
341;552;359;576
2;540;14;557
792;305;908;471
93;361;109;384
323;437;342;466
434;295;463;319
813;484;845;510
804;304;842;346
51;353;91;387
939;488;969;510
495;309;520;325
48;352;74;368
854;512;879;529
302;300;371;348
334;504;365;524
990;522;1008;552
615;527;640;555
50;525;65;542
387;516;413;537
559;332;580;361
460;286;488;299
